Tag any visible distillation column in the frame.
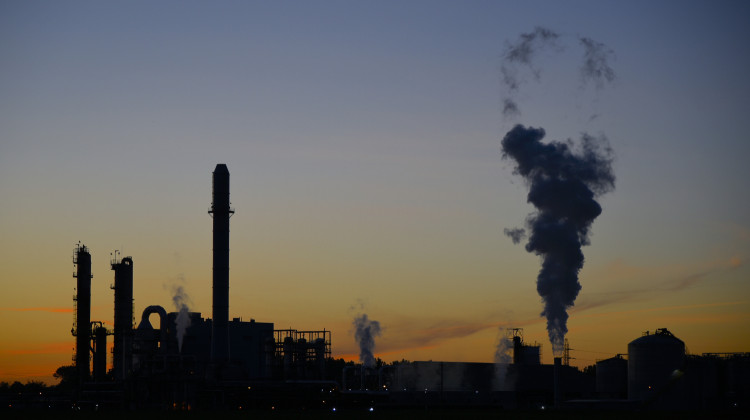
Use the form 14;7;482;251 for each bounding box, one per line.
73;244;92;382
209;164;233;363
111;255;134;381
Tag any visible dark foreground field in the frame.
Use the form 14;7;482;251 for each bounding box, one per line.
2;408;748;420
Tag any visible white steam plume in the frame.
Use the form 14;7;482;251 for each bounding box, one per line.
353;313;381;368
172;285;192;352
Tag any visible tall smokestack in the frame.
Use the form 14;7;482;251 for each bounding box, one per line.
554;357;562;408
209;164;233;363
73;244;92;383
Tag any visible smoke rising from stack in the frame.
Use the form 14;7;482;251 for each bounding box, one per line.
493;329;513;391
172;285;192;352
498;26;617;354
494;333;512;365
353;313;381;368
501;125;615;354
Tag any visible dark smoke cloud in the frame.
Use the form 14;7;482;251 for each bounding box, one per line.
504;26;561;67
503;227;526;244
503;98;520;117
579;37;616;89
353;313;381;368
500;27;615;117
501;124;614;354
500;27;561;116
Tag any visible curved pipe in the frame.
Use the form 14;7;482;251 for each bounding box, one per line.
141;305;168;353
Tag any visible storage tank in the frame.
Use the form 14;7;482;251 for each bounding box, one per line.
596;354;627;398
628;328;685;402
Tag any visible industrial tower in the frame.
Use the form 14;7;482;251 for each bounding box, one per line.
72;243;92;383
209;163;234;363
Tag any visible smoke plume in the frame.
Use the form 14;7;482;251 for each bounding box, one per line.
501;124;614;354
500;27;561;116
494;334;512;365
493;329;513;391
353;313;381;368
503;227;527;245
172;285;192;352
500;27;615;117
504;26;561;69
579;37;616;89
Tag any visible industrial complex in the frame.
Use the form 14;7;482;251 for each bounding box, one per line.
4;164;747;413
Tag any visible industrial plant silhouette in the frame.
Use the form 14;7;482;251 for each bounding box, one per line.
4;164;747;414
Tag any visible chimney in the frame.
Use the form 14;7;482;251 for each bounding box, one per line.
554;357;562;408
209;164;233;363
513;335;522;364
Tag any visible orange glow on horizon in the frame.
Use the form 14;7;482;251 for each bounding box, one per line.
1;307;74;314
335;344;441;363
2;342;72;356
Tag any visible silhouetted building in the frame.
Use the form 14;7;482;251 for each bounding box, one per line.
111;254;133;382
64;165;331;409
596;354;627;399
59;165;749;412
72;244;92;384
209;164;233;364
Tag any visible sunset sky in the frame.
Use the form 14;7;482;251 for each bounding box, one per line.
1;0;749;384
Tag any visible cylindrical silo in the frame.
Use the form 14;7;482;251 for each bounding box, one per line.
628;328;685;402
92;324;108;382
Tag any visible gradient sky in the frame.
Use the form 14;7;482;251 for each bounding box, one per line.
1;0;749;384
